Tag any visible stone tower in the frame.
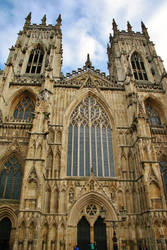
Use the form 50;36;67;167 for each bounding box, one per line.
0;14;167;250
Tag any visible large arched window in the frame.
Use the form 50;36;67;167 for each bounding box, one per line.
145;101;161;127
26;45;44;74
13;95;35;121
0;156;22;200
159;161;167;199
67;96;114;177
131;52;148;81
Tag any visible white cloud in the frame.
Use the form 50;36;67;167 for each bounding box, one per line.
147;1;167;70
0;0;166;73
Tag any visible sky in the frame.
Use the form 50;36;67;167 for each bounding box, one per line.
0;0;167;74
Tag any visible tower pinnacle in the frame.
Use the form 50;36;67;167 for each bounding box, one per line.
127;21;133;33
141;21;150;40
41;15;47;26
112;19;118;35
85;54;92;68
24;12;31;27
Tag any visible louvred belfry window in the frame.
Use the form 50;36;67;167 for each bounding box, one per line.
0;156;22;200
13;95;35;121
145;102;161;127
131;52;148;81
26;45;44;74
67;96;114;177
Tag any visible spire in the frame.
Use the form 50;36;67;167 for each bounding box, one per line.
112;19;118;35
56;14;62;25
141;21;150;40
41;14;46;26
127;21;133;33
85;54;92;68
24;12;31;26
55;14;62;32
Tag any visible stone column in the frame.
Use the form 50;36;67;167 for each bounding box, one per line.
90;225;94;243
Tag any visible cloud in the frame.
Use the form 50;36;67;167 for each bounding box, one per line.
0;0;166;73
147;1;167;70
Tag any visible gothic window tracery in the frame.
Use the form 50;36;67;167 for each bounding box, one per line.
131;52;148;81
13;95;35;121
145;101;161;127
67;96;114;177
160;161;167;199
26;45;44;74
0;156;22;200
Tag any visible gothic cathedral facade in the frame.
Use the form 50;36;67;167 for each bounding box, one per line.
0;13;167;250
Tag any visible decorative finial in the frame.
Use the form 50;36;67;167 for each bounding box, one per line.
41;14;46;26
55;14;62;33
141;21;150;40
112;19;118;35
109;33;112;42
85;54;92;68
57;14;62;25
24;12;31;26
127;21;133;33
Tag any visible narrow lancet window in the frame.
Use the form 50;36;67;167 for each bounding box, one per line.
131;52;148;81
13;95;35;121
26;45;44;74
67;96;114;177
160;161;167;199
0;156;22;200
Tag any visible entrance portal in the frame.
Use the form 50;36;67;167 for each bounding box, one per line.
77;216;90;250
0;217;12;250
94;216;107;250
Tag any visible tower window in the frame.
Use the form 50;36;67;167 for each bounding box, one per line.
13;95;35;121
145;101;161;127
160;161;167;199
26;45;44;74
131;52;148;81
0;156;22;200
67;96;114;177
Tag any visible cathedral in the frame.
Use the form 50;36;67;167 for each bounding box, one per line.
0;12;167;250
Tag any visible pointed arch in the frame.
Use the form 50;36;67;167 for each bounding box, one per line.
144;97;164;127
10;89;36;121
159;158;167;199
18;221;26;241
45;185;51;213
131;51;148;80
65;91;115;177
149;181;162;209
46;147;53;178
68;191;117;226
0;206;17;228
0;154;23;200
48;128;55;143
26;44;44;74
117;189;124;210
36;144;42;159
54;152;60;178
56;130;62;144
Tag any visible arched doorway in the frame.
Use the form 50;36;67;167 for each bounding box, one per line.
77;216;90;250
0;217;12;250
94;216;107;250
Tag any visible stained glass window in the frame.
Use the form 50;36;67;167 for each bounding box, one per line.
26;45;44;74
0;156;22;200
160;161;167;199
13;96;35;121
145;102;161;127
67;96;114;177
131;52;148;81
